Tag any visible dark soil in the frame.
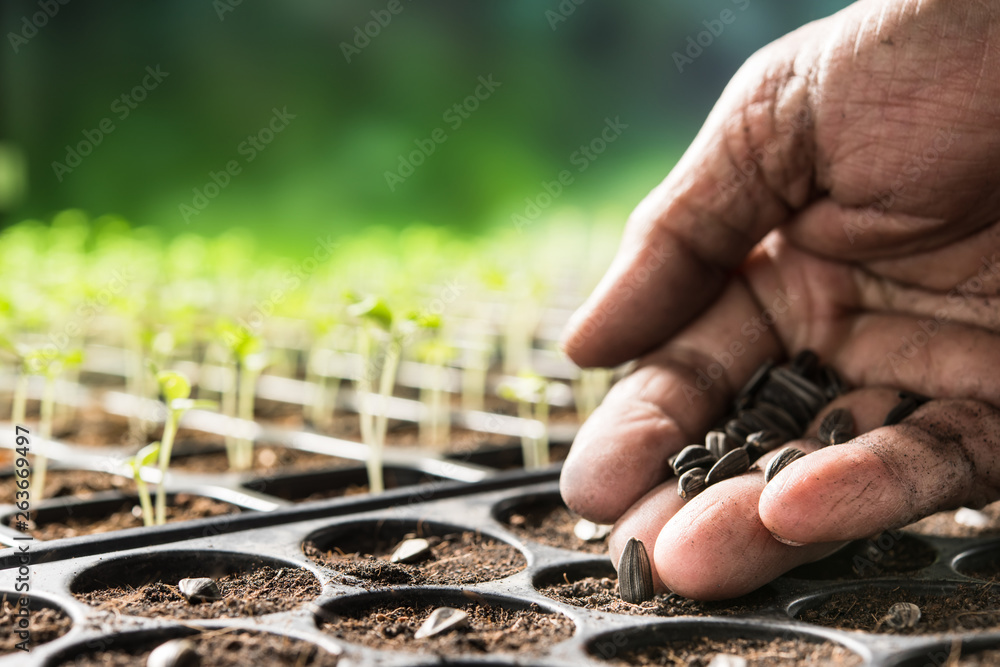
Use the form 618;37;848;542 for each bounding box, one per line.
75;565;320;619
0;469;134;501
0;595;72;655
16;494;240;541
785;533;937;579
539;567;777;617
502;496;608;554
597;635;862;666
905;502;1000;538
56;629;339;666
170;445;353;474
318;599;573;654
304;528;525;586
796;585;1000;634
57;406;225;453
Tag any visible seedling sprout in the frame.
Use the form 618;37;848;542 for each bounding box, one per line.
127;441;160;526
498;370;551;469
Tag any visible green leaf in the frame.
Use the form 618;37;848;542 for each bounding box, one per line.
348;295;393;331
137;442;161;467
157;370;192;403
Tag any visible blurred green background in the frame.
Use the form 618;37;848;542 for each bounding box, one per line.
1;0;853;252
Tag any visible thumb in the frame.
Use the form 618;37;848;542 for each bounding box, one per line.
561;22;821;368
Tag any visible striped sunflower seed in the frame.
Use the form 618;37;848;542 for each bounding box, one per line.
884;602;921;630
390;537;432;563
883;392;929;426
414;607;469;639
790;349;819;378
705;430;738;459
820;366;849;399
178;577;222;604
770;368;827;413
736;360;774;410
705;447;750;486
672;445;716;476
757;381;813;429
618;537;654;604
677;467;708;500
752;402;802;440
818;408;855;446
724;418;754;445
764;447;805;483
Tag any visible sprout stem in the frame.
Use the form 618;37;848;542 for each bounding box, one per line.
11;373;28;425
30;374;55;502
154;411;178;525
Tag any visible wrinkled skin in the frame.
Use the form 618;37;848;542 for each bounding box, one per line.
559;0;1000;600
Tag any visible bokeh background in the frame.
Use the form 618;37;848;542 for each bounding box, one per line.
2;0;853;252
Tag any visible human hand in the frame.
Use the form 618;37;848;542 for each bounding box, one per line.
559;0;1000;600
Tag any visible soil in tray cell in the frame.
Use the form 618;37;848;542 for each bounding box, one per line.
593;634;862;666
0;469;134;501
904;501;1000;538
796;584;1000;634
0;594;72;655
55;629;339;666
75;565;320;619
500;495;609;554
304;525;525;586
538;563;777;617
318;598;573;654
15;494;240;541
784;533;937;580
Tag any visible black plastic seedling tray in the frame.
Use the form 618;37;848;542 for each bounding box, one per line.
4;466;1000;666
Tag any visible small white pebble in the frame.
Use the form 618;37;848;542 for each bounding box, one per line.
708;655;747;667
574;519;612;542
955;507;991;529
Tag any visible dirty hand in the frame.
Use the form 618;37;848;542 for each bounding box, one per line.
559;0;1000;600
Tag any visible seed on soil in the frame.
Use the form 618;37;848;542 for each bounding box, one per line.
574;519;613;542
708;654;748;667
390;537;432;563
177;578;222;604
954;507;992;529
671;445;716;476
884;602;921;629
618;537;654;604
705;430;737;459
705;447;750;486
818;408;855;445
764;447;805;484
413;606;470;639
146;639;201;667
677;467;707;500
883;392;930;426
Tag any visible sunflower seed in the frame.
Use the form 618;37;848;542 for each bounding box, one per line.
414;607;469;639
390;537;432;563
574;519;613;542
705;447;750;486
705;430;738;459
791;349;819;379
770;368;827;413
736;360;774;410
724;418;754;445
820;366;849;399
764;447;805;483
884;602;921;629
883;392;929;426
708;655;748;667
618;537;654;604
677;467;708;500
177;578;222;604
745;430;783;453
757;381;813;429
818;408;855;445
672;445;716;476
753;403;802;440
147;640;200;667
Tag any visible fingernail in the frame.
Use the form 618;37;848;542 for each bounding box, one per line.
770;531;806;547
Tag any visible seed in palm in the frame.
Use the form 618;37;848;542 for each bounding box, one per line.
705;447;750;486
764;447;806;484
671;445;716;476
818;408;855;445
677;467;708;500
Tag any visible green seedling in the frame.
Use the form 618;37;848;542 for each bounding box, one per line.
304;314;349;432
348;295;412;494
215;321;269;471
154;370;217;525
414;333;456;450
126;442;160;526
572;367;613;420
498;370;551;469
